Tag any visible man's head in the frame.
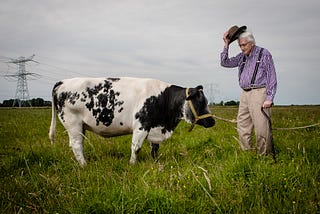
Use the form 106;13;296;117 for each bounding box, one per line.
238;31;255;56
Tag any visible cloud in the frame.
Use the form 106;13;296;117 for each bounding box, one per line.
0;0;320;104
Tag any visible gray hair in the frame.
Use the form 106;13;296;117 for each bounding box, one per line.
239;31;255;44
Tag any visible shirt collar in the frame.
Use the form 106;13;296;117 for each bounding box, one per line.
245;45;259;59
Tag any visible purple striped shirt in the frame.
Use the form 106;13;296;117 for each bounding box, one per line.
221;45;277;102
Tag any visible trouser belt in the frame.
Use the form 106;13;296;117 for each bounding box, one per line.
243;86;265;92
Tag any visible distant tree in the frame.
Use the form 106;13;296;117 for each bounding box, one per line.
44;100;52;106
2;99;14;107
31;98;45;106
0;98;51;107
224;100;240;106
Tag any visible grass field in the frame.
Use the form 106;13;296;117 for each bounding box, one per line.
0;106;319;213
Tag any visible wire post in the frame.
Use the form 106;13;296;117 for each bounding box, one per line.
5;55;39;107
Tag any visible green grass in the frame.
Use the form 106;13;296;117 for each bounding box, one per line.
0;106;319;213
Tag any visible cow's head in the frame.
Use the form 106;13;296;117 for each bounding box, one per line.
185;86;215;130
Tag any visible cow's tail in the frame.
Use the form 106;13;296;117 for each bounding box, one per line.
49;96;56;144
49;82;62;144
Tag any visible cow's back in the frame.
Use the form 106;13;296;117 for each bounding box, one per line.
53;77;171;136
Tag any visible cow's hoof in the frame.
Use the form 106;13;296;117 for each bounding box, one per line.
129;158;136;165
79;160;87;167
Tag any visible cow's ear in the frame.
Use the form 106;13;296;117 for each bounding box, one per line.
186;86;202;100
196;85;203;91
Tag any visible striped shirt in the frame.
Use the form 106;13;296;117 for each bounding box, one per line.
221;45;277;102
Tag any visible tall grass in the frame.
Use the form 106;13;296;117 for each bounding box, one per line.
0;106;319;213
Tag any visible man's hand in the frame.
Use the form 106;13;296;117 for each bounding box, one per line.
262;100;273;108
223;31;230;48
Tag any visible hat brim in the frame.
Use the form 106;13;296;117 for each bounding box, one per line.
229;26;247;44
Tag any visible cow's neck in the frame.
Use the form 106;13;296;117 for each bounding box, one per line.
158;85;185;131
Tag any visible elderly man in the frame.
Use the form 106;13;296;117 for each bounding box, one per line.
220;25;277;155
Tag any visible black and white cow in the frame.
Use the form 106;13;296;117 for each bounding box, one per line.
49;77;215;165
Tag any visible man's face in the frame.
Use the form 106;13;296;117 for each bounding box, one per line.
238;38;254;56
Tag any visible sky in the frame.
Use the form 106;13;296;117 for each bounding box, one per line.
0;0;319;105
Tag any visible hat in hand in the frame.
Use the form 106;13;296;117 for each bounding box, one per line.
227;25;247;44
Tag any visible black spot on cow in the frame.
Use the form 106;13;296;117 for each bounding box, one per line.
68;92;80;105
81;91;87;99
161;128;167;134
85;99;94;111
107;77;120;82
55;91;80;121
52;81;83;122
120;122;123;126
86;83;104;97
135;85;185;132
80;91;87;102
118;107;124;113
82;79;124;127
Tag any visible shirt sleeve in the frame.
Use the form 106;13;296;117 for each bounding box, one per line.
263;51;277;102
220;47;242;68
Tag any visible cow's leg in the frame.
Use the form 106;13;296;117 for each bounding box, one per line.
147;127;173;161
130;130;148;164
150;143;159;159
64;120;86;166
68;131;86;166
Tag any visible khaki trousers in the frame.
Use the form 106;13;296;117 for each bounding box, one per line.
237;88;273;155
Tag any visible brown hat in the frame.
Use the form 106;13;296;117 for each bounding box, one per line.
227;25;247;44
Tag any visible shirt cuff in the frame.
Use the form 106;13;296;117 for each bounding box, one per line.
266;95;274;102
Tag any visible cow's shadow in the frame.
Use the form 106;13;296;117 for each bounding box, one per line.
84;141;152;164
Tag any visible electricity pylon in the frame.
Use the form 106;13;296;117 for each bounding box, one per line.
4;54;40;107
204;83;219;105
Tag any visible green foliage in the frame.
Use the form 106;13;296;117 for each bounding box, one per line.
224;100;240;106
0;106;319;213
0;98;51;107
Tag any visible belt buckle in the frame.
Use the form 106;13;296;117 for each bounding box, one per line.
244;84;256;91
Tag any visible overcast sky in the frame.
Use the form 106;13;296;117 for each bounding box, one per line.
1;0;319;105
